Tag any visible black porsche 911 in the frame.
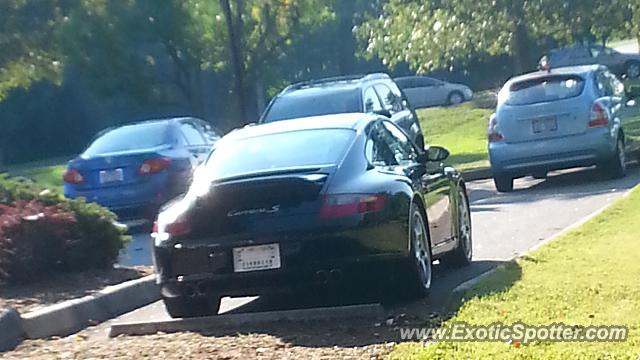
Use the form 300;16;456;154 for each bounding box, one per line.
152;113;472;318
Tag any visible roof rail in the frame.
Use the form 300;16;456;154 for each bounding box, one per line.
283;73;390;92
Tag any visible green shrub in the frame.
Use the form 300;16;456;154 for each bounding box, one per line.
0;174;129;284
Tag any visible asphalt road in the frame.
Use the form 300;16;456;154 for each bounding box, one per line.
94;165;639;340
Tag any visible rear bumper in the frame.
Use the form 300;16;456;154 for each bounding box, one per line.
489;129;616;177
154;222;408;298
64;172;185;213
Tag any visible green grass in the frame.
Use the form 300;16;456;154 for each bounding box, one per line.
418;102;493;171
391;186;640;359
11;165;66;193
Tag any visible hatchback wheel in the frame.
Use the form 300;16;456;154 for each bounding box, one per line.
494;175;514;193
444;188;473;267
608;138;627;179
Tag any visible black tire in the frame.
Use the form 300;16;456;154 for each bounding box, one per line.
494;175;514;193
415;134;425;150
448;91;464;106
626;61;640;79
163;295;221;318
443;187;473;268
601;137;627;179
398;203;432;299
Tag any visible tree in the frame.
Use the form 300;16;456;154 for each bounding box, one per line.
219;0;333;121
0;0;67;100
57;0;228;117
356;0;630;77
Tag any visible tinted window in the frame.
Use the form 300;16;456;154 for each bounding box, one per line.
263;92;360;123
84;122;169;156
505;75;585;106
374;84;402;112
416;77;438;87
363;87;384;112
395;78;415;89
181;122;206;146
366;122;416;166
205;129;355;180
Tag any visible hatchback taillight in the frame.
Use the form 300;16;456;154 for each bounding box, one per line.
139;158;172;176
588;102;609;128
63;169;84;184
488;114;504;142
320;194;386;219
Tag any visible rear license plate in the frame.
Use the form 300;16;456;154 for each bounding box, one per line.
233;244;281;273
99;168;124;184
532;117;558;133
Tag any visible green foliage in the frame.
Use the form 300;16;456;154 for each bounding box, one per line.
0;174;129;283
357;0;633;75
0;0;65;100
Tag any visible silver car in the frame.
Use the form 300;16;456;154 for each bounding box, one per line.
545;44;640;79
489;65;631;192
395;76;473;109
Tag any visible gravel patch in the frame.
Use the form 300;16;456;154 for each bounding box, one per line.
0;315;420;359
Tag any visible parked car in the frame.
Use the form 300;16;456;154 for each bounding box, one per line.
63;117;222;218
259;73;425;149
544;43;640;79
489;65;632;192
394;76;473;108
153;113;472;318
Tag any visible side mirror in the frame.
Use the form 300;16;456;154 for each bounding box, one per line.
374;109;392;118
425;146;450;162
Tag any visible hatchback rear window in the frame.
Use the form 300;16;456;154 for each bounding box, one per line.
205;129;355;180
505;75;585;106
84;122;169;156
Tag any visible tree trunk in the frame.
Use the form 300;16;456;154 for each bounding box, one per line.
220;0;247;125
511;23;530;75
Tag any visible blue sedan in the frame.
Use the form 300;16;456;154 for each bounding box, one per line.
63;117;222;218
489;65;631;192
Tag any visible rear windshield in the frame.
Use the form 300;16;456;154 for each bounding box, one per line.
84;122;169;156
205;129;355;180
262;92;360;123
505;75;585;106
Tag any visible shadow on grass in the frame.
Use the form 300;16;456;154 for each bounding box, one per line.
448;152;488;165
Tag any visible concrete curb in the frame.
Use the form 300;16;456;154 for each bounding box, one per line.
0;308;23;352
109;303;384;337
20;274;159;339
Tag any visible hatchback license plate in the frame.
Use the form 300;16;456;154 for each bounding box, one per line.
99;169;124;184
532;117;558;133
233;244;281;273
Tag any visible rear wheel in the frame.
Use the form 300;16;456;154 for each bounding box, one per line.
443;188;473;267
399;204;432;298
163;295;221;318
448;91;464;106
494;175;514;193
604;138;627;179
626;61;640;79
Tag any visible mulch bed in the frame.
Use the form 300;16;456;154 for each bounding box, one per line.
0;266;154;314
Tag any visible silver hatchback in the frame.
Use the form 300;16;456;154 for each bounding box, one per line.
489;65;632;192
